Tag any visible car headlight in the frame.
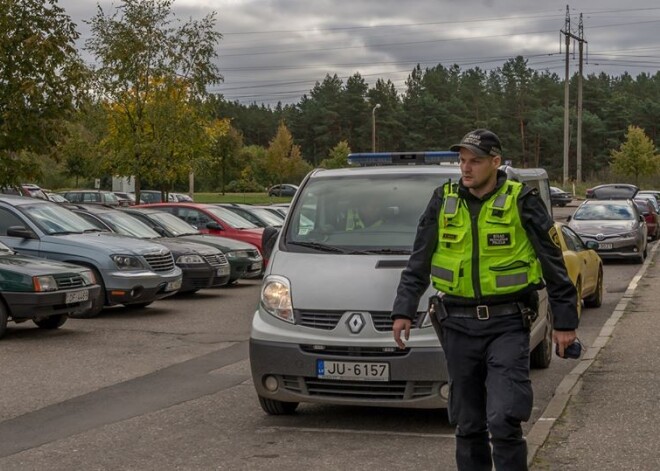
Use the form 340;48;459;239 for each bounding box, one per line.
260;275;294;323
80;270;96;285
33;275;57;292
227;250;250;259
176;254;204;264
111;254;144;270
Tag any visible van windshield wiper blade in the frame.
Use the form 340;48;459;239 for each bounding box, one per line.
287;241;349;253
357;248;411;255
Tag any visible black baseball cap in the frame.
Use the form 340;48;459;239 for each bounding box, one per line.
450;129;502;157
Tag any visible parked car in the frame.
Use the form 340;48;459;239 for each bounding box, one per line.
171;192;194;202
0;195;183;317
44;192;69;203
124;208;263;283
69;205;231;293
637;190;660;203
585;184;638;200
259;204;290;218
554;223;603;318
550;186;573;207
267;184;298;197
567;199;648;263
218;204;284;228
0;241;101;339
138;190;177;203
60;190;122;207
633;198;659;240
137;203;265;259
250;154;555;414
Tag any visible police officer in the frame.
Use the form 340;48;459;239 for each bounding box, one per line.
391;129;579;471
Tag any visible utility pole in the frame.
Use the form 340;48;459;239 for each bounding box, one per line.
560;5;587;186
561;6;571;186
576;14;587;184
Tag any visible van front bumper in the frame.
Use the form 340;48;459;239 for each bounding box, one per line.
250;338;449;409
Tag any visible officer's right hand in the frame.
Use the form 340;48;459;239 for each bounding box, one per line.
393;318;411;349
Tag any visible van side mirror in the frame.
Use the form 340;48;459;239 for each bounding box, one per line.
7;226;37;239
262;226;280;260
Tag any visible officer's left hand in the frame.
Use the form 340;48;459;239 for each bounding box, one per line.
553;330;577;358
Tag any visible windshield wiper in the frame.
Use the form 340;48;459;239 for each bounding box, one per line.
287;241;349;253
50;230;82;235
83;228;105;233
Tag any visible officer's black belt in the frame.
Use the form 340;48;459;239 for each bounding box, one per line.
445;303;521;320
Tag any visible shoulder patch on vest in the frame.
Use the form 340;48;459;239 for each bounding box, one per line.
548;225;561;248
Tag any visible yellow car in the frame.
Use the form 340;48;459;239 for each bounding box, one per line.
554;222;603;317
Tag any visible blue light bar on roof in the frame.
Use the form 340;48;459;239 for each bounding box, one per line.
348;151;459;166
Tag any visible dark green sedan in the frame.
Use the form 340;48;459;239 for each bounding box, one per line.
0;241;100;339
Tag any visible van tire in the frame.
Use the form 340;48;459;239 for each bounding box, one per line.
33;314;68;329
258;396;298;415
530;306;553;369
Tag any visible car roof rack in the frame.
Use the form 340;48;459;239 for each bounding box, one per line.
347;151;459;166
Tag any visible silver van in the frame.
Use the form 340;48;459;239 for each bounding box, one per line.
250;152;554;414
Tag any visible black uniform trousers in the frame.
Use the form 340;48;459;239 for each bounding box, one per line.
439;321;532;471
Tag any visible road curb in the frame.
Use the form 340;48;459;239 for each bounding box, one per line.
526;242;659;468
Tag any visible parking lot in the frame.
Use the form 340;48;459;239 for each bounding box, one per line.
0;204;651;470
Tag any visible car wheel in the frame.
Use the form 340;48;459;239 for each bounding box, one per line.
636;245;648;264
584;267;603;308
530;305;553;369
33;314;67;329
258;395;299;415
69;268;105;318
0;300;8;339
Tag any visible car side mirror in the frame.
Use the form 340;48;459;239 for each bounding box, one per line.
206;221;222;231
153;226;166;236
585;240;598;250
7;226;37;239
639;215;645;222
566;215;572;222
262;226;280;260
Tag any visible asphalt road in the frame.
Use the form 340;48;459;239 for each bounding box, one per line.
0;202;648;470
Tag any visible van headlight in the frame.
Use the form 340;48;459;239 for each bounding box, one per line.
260;275;294;323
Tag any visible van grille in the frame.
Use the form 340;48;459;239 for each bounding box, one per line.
280;376;438;401
299;345;410;357
203;253;228;268
295;310;424;331
144;252;175;272
54;274;86;289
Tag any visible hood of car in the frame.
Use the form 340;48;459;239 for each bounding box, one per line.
178;234;257;252
45;232;172;256
153;237;220;257
0;252;85;276
569;220;636;235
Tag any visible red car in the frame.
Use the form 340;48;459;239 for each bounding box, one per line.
137;203;265;256
634;198;659;241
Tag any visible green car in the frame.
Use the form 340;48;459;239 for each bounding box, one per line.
0;241;100;339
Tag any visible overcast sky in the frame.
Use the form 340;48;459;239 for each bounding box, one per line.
58;0;660;106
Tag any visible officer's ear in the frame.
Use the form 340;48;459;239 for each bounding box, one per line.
491;154;502;168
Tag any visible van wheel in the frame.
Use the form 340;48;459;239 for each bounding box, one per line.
33;314;67;329
584;267;603;308
0;300;8;339
258;396;299;415
70;268;105;318
530;306;553;369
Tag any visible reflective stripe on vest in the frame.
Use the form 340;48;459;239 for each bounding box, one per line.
430;180;543;298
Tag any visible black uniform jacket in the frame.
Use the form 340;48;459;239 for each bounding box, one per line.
392;170;579;332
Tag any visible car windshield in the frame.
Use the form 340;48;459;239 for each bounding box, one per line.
205;206;259;229
573;203;634;221
97;211;161;238
248;207;284;226
285;172;453;253
22;202;100;234
145;211;200;236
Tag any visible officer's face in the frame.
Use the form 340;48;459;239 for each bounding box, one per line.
459;149;501;191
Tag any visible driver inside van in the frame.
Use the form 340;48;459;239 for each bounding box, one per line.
345;196;386;231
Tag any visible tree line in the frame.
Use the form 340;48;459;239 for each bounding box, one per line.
2;0;659;198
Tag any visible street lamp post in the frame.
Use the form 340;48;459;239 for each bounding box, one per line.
372;103;381;152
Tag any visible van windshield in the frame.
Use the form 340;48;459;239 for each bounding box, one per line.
284;173;452;253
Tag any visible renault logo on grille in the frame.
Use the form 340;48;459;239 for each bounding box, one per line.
346;313;365;334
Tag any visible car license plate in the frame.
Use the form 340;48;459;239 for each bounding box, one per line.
217;266;230;276
598;243;613;250
65;289;89;304
165;278;182;291
250;262;262;271
316;360;389;382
